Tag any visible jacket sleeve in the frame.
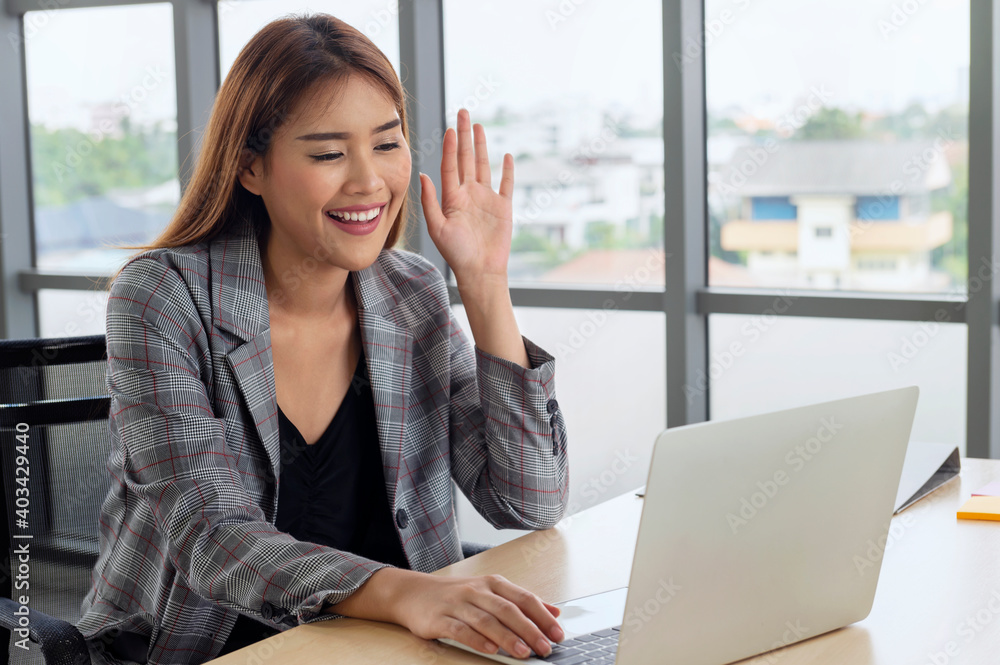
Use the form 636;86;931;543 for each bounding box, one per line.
106;257;392;626
446;304;570;531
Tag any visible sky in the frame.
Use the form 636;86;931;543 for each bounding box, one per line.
20;0;970;132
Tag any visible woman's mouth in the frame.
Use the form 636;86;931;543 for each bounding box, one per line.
325;204;385;236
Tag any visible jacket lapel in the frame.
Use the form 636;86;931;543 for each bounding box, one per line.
210;224;413;506
354;294;412;502
210;226;282;479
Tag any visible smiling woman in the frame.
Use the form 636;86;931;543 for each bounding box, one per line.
238;74;410;281
78;12;570;665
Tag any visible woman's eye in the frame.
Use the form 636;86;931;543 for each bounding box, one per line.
312;152;342;162
376;141;401;152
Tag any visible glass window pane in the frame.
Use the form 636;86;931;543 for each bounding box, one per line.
443;0;664;287
710;314;967;455
706;0;969;294
450;306;666;545
218;1;401;83
25;3;178;274
37;289;110;338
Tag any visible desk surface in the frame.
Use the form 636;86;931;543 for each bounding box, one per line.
210;458;1000;665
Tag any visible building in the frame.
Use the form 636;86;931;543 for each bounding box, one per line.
717;140;954;291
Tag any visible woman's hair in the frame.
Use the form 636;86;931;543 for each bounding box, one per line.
111;12;410;277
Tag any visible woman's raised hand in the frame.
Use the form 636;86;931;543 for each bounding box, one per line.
418;108;514;288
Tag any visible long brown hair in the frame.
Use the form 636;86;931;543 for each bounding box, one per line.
111;12;411;279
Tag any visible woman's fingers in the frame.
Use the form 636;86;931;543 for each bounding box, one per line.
440;127;460;201
441;108;510;208
456;109;475;185
473;122;492;186
499;152;514;199
418;172;445;238
457;604;534;658
482;576;564;653
442;617;500;656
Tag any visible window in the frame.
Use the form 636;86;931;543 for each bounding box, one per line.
856;195;901;221
23;3;178;337
706;0;969;294
451;305;666;545
25;3;178;274
443;0;667;533
710;314;966;454
443;0;664;287
752;196;797;221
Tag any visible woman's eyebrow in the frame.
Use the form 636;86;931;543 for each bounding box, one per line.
296;118;401;141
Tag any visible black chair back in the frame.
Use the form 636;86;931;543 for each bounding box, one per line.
0;335;111;665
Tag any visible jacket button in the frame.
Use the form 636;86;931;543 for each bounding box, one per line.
546;398;558;414
395;508;408;529
260;601;274;620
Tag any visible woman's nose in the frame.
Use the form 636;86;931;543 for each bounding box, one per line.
344;154;381;194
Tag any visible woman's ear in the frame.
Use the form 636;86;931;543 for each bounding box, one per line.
237;149;264;196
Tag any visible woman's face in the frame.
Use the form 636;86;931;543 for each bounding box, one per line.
239;73;410;273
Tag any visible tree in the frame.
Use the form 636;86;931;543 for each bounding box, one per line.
29;121;177;208
794;107;864;140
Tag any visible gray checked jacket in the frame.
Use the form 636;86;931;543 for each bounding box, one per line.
77;220;569;664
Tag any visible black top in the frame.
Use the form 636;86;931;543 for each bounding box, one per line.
218;352;409;656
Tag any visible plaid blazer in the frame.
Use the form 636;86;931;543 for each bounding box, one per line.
77;221;569;664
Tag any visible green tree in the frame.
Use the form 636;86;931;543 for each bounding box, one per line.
795;107;864;140
931;158;969;285
30;120;177;208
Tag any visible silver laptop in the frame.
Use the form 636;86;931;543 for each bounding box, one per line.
441;386;919;665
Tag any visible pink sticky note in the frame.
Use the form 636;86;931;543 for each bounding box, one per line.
972;481;1000;497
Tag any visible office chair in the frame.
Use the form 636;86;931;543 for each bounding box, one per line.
0;335;493;665
0;335;109;665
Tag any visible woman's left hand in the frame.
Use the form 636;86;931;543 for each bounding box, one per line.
418;108;514;287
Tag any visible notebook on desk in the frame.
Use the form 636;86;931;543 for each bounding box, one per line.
440;386;919;665
892;440;960;513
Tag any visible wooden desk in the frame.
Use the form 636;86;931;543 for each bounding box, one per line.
210;459;1000;665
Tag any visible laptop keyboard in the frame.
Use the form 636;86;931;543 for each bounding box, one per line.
535;625;620;664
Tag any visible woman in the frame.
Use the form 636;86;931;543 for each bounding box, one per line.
77;12;569;665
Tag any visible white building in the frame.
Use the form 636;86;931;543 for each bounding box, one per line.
717;140;954;291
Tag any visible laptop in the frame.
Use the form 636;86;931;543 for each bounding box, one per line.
440;385;919;665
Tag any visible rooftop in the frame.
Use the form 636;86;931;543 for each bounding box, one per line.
719;140;953;197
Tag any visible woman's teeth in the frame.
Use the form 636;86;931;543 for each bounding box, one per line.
326;206;382;222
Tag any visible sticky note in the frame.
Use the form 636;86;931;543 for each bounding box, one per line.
957;496;1000;521
971;481;1000;497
